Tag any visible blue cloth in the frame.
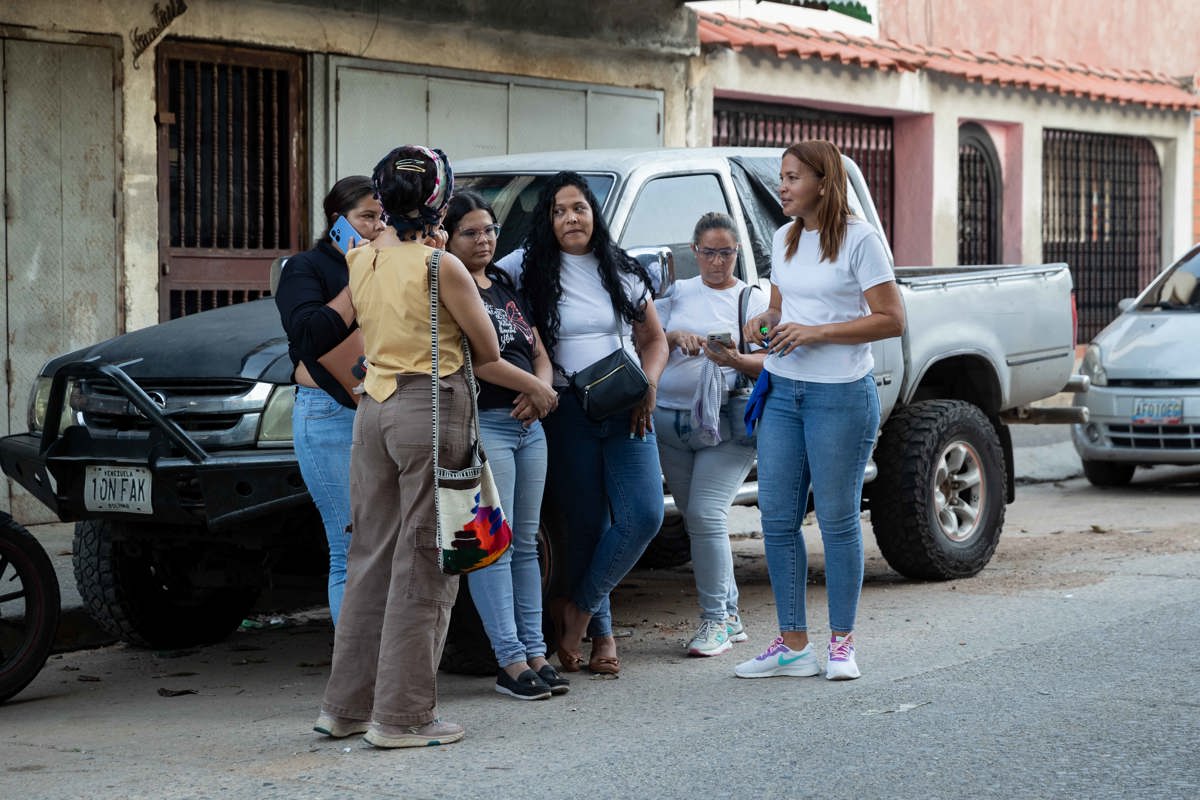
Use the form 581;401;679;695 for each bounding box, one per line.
743;369;771;436
466;410;549;667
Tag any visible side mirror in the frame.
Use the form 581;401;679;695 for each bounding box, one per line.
1117;297;1136;313
628;246;675;299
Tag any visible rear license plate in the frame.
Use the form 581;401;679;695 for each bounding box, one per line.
84;465;152;514
1131;397;1183;425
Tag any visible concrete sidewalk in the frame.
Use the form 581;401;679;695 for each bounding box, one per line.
17;435;1083;653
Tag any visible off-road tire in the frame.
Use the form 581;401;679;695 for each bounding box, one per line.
635;515;691;569
72;519;260;649
1081;460;1135;487
0;513;61;703
868;400;1007;580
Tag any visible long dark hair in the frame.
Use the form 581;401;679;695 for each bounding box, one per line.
317;175;373;247
520;171;650;354
444;189;512;289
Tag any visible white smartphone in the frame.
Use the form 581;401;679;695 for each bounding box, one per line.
706;331;733;348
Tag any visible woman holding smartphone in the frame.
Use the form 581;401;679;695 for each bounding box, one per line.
275;175;385;625
653;212;768;657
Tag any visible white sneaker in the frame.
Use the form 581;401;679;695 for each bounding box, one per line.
726;613;749;643
364;719;465;748
687;618;733;656
825;634;861;680
733;637;820;678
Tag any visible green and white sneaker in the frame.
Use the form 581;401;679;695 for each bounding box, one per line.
726;613;749;643
734;637;820;678
687;618;733;657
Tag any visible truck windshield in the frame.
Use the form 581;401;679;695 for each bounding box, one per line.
456;173;615;261
1140;249;1200;310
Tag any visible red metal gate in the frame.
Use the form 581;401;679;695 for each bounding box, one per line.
155;41;305;320
712;98;894;244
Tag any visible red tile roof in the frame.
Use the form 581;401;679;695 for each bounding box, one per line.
697;12;1200;111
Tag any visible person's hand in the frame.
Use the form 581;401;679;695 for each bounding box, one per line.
764;322;824;356
704;339;740;368
667;330;705;356
744;311;780;347
629;385;656;438
423;227;449;249
511;380;558;421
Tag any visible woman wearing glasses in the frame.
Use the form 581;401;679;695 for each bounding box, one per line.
653;212;769;657
442;191;564;700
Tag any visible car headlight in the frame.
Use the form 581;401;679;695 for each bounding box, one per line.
28;376;77;433
257;385;295;444
1079;344;1107;387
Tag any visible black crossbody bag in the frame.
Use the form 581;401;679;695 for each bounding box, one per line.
568;297;650;422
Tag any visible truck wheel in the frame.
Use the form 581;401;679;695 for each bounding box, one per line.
868;399;1007;580
0;513;61;703
1082;460;1135;487
73;520;260;649
636;515;692;569
439;512;564;676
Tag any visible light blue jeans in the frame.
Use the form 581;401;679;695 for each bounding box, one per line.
653;404;757;623
756;373;880;634
543;392;664;639
467;410;549;667
292;386;355;625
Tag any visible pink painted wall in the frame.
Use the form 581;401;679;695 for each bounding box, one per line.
892;115;935;266
880;0;1200;76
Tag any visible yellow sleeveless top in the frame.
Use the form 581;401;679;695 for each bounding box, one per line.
347;243;464;403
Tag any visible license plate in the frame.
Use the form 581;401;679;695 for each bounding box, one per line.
84;465;152;514
1131;397;1183;425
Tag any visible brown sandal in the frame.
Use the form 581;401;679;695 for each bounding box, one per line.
587;655;620;676
548;598;586;673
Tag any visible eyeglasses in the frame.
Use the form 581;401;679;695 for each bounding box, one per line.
456;224;501;241
696;247;738;261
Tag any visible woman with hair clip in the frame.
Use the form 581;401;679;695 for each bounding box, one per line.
443;190;566;700
314;147;556;749
737;140;905;682
274;175;385;625
496;172;669;677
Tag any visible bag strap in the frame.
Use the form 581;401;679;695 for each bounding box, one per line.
429;249;481;477
737;285;760;355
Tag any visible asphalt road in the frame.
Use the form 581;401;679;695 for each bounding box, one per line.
3;463;1198;800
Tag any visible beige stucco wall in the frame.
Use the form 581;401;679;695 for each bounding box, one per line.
691;46;1195;268
2;0;693;332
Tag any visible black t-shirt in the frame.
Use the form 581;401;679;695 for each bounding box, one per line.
476;278;537;410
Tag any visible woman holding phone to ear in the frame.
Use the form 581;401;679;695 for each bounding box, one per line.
275;175;385;626
653;212;768;657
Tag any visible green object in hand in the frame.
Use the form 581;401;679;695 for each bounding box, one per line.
759;325;770;335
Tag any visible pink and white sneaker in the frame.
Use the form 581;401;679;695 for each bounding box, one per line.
826;633;861;680
733;636;820;678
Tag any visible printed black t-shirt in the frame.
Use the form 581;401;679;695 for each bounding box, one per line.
477;278;537;410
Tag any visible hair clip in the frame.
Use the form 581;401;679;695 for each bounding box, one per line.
394;159;426;173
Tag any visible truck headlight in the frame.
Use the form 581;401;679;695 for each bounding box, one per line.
28;376;76;432
257;385;295;444
1079;344;1107;387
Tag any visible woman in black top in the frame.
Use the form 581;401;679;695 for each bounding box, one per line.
443;190;566;700
274;176;384;625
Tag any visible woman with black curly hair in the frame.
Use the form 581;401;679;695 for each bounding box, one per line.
497;171;668;677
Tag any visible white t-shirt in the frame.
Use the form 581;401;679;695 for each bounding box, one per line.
766;217;894;383
497;248;649;385
654;277;769;410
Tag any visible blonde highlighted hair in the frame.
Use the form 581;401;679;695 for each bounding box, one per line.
782;140;852;263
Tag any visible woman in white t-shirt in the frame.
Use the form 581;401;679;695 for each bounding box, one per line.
653;212;768;658
736;140;905;682
499;172;668;677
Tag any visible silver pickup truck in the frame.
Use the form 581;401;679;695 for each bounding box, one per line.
0;147;1081;669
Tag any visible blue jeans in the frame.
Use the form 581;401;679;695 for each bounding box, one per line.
467;410;549;667
543;391;664;639
654;405;757;622
757;374;880;634
292;386;355;625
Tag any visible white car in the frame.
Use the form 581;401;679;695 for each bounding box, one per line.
1073;244;1200;485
